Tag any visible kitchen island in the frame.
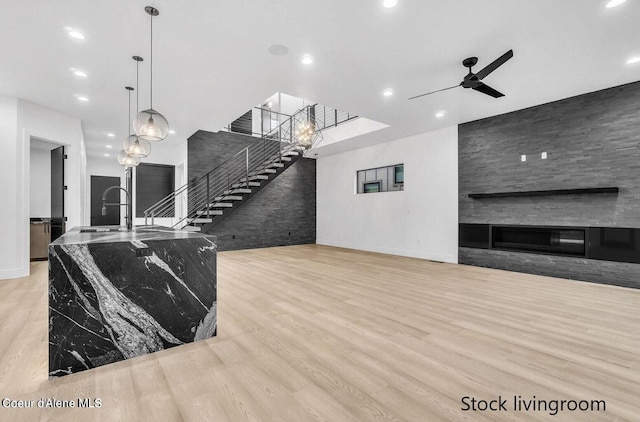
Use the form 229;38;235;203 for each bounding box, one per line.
48;225;217;377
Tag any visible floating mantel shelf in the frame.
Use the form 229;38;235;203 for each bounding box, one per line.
469;187;619;199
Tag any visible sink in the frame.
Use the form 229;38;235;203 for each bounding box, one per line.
80;228;129;233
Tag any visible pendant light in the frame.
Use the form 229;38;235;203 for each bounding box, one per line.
118;149;140;167
295;114;316;150
118;87;141;168
133;6;169;142
124;56;151;158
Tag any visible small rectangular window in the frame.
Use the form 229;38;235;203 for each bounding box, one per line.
356;163;404;194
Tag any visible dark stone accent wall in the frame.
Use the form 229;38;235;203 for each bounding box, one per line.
188;130;261;181
459;248;640;289
458;80;640;288
206;158;316;251
188;131;316;251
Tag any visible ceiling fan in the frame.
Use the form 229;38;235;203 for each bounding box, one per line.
409;49;514;100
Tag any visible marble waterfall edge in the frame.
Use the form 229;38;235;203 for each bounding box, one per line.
48;226;217;376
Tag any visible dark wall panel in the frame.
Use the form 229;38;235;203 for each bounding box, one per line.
136;163;175;217
188;131;316;251
460;247;640;289
458;80;640;288
188;130;261;182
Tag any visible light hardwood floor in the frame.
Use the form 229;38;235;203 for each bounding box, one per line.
1;244;639;421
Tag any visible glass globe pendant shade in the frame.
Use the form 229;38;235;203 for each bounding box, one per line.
117;149;141;168
134;108;169;142
123;134;151;158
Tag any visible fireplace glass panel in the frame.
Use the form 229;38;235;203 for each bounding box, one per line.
492;226;585;256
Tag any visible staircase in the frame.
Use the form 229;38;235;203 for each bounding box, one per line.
143;104;356;232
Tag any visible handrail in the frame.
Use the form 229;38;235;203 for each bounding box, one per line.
142;146;250;221
144;138;289;227
253;107;291;117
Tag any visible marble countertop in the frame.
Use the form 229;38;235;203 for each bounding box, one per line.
51;225;216;245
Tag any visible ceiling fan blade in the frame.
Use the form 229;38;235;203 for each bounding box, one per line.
472;82;505;98
408;84;460;100
475;49;513;80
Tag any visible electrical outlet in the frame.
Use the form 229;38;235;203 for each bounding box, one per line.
135;248;152;257
541;152;547;159
520;155;527;162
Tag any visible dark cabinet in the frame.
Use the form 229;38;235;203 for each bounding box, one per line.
30;222;51;261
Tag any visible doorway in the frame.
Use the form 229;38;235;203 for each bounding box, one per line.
29;139;66;245
91;176;121;226
50;146;65;241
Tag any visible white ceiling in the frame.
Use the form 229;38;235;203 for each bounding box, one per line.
1;0;639;159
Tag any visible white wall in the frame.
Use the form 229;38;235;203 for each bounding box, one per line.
0;97;21;279
0;97;87;280
316;125;459;263
280;93;306;115
316;117;389;148
29;146;51;217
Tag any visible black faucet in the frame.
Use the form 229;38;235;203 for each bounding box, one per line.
101;186;132;231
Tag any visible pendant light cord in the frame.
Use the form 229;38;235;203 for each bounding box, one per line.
136;60;139;113
150;13;153;110
127;88;131;135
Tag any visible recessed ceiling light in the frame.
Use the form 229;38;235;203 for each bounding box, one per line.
104;153;110;157
383;0;398;8
383;88;393;97
72;69;87;78
627;56;640;64
268;44;289;56
65;27;85;40
105;145;113;149
76;95;89;102
107;133;115;138
435;111;446;118
301;54;313;65
606;0;627;8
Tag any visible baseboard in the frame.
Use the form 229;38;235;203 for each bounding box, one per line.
316;239;458;264
0;266;29;281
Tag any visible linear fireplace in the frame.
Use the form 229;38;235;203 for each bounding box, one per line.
492;226;585;257
460;224;640;265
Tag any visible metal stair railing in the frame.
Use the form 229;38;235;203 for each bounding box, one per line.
144;139;297;228
223;104;358;141
309;104;358;132
268;104;359;150
222;107;292;139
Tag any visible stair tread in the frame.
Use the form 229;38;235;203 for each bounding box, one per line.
208;202;233;208
213;195;243;201
188;218;213;223
240;175;269;181
224;188;252;194
196;210;223;216
232;182;260;188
